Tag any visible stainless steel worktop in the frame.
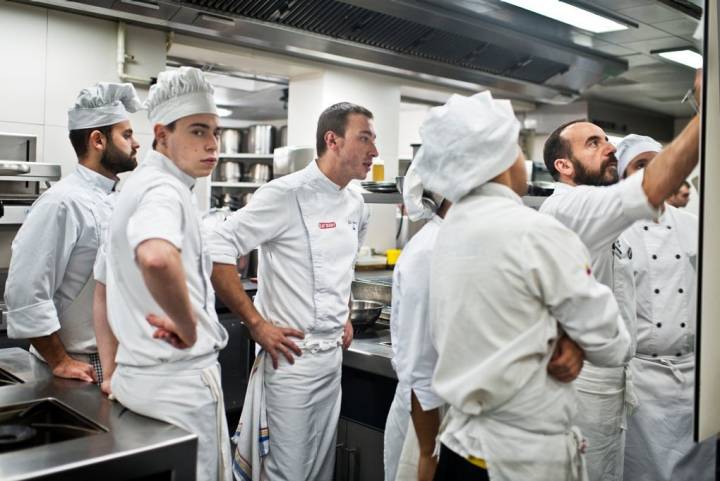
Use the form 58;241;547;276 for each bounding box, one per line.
344;327;396;380
0;349;197;481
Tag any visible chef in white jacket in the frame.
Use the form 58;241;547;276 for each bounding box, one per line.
93;67;231;481
209;102;372;481
411;91;632;481
616;134;715;481
5;83;140;383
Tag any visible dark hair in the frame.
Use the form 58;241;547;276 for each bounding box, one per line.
316;102;373;156
543;119;586;180
152;121;176;150
680;180;690;189
68;125;114;158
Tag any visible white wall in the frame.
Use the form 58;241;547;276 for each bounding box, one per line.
0;0;166;267
398;102;431;160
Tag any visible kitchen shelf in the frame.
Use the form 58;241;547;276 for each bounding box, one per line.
211;181;266;189
219;153;274;160
362;192;402;204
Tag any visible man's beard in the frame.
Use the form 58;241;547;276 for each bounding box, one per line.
571;154;619;187
101;141;136;175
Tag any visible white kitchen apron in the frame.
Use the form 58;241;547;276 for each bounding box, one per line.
624;354;716;481
384;388;411;481
112;355;232;481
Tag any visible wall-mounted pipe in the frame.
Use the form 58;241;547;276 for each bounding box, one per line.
117;22;152;86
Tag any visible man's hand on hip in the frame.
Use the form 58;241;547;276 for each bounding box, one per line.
547;334;584;383
342;319;354;350
249;320;304;369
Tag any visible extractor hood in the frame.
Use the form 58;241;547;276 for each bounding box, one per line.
25;0;628;104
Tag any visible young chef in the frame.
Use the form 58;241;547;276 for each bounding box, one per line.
616;134;715;481
5;83;140;383
383;167;586;481
412;91;631;481
538;71;701;481
209;102;373;481
667;180;692;208
93;67;230;481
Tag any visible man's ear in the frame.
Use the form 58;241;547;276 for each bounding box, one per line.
153;124;168;148
324;130;339;153
554;157;574;178
88;129;107;153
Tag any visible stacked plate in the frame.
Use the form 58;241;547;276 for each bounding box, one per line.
361;181;398;193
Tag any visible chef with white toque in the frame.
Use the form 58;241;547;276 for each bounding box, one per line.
413;91;632;481
5;82;140;383
615;134;715;481
92;67;231;481
539;71;702;481
209;102;373;481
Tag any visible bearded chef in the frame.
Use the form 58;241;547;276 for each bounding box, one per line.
92;67;231;481
5;83;140;383
410;91;631;481
615;134;715;481
209;102;373;481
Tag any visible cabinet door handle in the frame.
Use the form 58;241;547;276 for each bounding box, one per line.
335;443;345;479
346;448;357;481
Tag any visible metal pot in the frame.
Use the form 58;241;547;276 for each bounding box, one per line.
220;129;241;154
349;300;384;331
277;125;288;147
220;161;242;182
246;125;275;154
246;163;270;183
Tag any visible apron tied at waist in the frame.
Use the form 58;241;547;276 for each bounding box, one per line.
296;331;343;354
232;351;269;481
636;353;692;384
567;426;588;481
622;364;639;424
201;363;231;481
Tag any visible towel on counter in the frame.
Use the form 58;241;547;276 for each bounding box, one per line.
232;351;269;481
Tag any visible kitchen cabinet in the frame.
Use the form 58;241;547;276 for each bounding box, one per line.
335;417;385;481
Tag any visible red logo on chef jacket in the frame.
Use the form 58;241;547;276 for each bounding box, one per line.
319;221;336;229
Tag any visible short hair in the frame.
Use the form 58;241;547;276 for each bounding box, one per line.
680;180;690;189
316;102;373;157
152;120;176;150
69;124;114;158
543;119;586;180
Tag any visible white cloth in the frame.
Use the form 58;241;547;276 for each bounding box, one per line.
431;182;632;481
111;356;232;481
145;67;217;125
402;164;434;221
616;135;662;177
104;149;228;366
209;160;368;481
209;160;369;334
539;170;658;481
385;389;412;481
622;206;715;481
412;91;520;203
67;82;141;130
6;165;115;355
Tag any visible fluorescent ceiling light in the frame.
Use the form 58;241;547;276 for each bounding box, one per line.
501;0;629;33
657;49;703;69
216;107;233;117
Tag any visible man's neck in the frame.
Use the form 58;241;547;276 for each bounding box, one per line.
78;159;118;181
315;155;348;189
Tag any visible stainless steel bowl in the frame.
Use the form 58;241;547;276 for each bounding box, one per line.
350;300;384;331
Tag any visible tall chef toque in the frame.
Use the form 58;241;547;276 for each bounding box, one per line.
412;91;520;203
67;83;142;130
616;134;662;177
145;67;217;125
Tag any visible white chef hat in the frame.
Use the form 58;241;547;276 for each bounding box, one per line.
616;134;662;176
412;91;520;202
403;164;436;221
67;82;142;131
145;67;217;125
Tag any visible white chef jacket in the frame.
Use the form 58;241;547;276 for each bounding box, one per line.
6;164;115;354
209;160;369;335
103;150;228;366
431;183;632;481
622;206;698;358
390;215;444;412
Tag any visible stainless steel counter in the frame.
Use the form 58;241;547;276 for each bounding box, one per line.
0;349;197;481
344;328;396;380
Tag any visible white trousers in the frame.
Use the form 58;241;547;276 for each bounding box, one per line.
262;347;342;481
112;359;232;481
384;388;411;481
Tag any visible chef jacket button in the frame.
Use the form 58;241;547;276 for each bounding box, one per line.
656;322;662;328
652;353;658;357
676;352;682;357
643;226;649;231
667;225;672;229
678;288;684;294
652;254;657;260
676;254;681;259
681;322;687;328
654;288;660;294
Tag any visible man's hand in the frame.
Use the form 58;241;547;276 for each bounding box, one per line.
694;69;703;109
342;319;353;350
100;379;112;397
418;453;438;481
249;320;304;369
547;335;584;383
51;356;97;383
147;313;197;349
